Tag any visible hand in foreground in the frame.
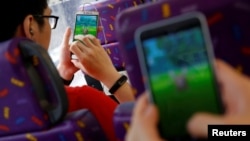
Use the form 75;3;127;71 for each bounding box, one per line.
126;59;250;141
187;59;250;138
125;93;165;141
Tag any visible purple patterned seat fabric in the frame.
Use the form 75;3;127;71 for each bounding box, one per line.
0;109;108;141
0;38;55;136
113;102;135;141
103;42;125;71
0;38;107;141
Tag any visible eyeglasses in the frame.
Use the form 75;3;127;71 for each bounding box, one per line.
33;15;59;29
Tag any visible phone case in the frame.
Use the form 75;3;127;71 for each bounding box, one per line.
134;12;224;139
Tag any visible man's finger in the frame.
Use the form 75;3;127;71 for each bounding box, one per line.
62;27;72;45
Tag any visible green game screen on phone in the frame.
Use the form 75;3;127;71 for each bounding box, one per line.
73;14;98;37
141;26;222;138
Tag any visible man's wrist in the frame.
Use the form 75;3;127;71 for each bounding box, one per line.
108;75;128;94
61;75;74;85
57;64;75;80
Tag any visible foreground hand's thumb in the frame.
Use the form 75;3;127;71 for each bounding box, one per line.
187;113;225;138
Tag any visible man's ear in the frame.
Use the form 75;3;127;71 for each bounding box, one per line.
22;15;35;39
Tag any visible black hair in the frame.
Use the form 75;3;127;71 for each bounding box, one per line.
0;0;48;42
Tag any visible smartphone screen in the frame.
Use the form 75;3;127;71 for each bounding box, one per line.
71;11;99;60
73;12;99;38
135;13;223;139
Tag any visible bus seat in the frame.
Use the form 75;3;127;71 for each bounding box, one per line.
0;38;108;141
113;102;135;141
103;42;125;72
79;0;148;45
0;109;108;141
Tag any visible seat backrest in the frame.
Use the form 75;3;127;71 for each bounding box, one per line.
0;37;68;137
79;0;149;45
113;102;135;141
115;0;250;97
0;109;108;141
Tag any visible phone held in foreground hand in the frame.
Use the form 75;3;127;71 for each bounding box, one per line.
135;12;224;140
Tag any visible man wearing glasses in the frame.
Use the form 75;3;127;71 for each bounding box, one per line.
0;0;135;141
33;15;59;29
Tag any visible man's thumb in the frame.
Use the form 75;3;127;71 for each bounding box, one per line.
187;113;225;138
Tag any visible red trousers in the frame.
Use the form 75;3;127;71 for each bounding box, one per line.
65;85;118;141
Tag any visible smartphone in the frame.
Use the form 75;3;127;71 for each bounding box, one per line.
71;11;99;60
134;12;223;140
